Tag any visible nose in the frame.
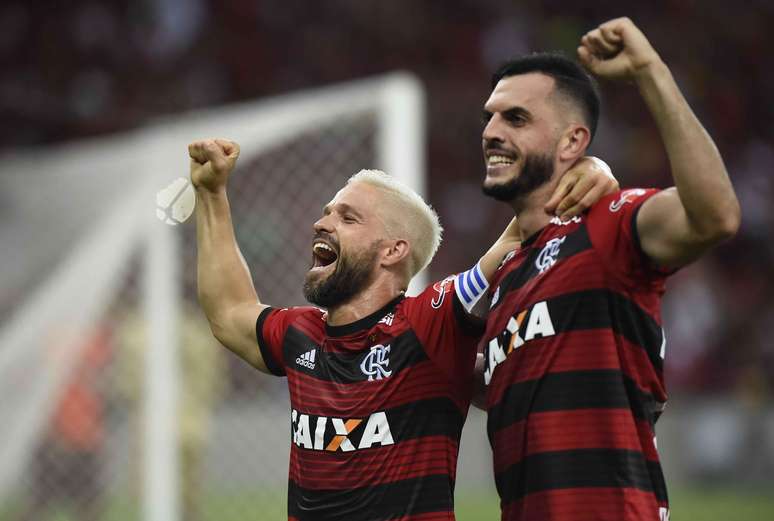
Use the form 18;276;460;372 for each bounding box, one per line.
313;213;334;234
482;113;505;145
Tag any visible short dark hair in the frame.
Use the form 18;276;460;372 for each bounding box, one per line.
491;52;601;140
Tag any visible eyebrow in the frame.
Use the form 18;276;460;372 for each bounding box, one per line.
482;106;532;121
322;202;364;219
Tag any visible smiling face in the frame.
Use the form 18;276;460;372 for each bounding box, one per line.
303;182;391;308
481;73;563;202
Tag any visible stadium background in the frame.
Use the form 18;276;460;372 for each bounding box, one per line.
1;0;773;520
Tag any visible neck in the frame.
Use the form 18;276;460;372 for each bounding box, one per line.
325;274;406;326
510;174;562;241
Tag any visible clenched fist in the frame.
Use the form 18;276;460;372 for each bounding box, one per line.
577;17;662;82
188;139;240;192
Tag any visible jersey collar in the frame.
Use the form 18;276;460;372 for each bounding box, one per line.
325;294;405;337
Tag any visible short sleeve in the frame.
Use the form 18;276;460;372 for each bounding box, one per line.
586;188;669;288
256;306;317;377
403;276;485;382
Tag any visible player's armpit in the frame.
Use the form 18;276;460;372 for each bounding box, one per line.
206;301;272;374
636;187;738;270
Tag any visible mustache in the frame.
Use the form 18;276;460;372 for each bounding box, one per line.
483;139;518;156
313;230;339;249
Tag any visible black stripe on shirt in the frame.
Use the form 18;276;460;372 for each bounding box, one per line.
487;369;661;435
552;289;663;372
288;474;454;521
283;327;429;384
489;288;664;373
496;448;668;504
491;225;593;312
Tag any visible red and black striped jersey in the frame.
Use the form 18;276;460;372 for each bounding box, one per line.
482;189;671;521
256;278;484;521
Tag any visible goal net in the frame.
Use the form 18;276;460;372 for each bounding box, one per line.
0;73;429;521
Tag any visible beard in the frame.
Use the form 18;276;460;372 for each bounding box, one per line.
303;240;381;308
482;152;555;203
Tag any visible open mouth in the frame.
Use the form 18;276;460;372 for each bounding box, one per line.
311;240;339;272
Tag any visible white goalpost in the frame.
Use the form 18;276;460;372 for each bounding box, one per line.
0;72;426;520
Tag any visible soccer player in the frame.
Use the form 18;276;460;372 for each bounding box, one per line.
477;17;740;521
189;137;615;520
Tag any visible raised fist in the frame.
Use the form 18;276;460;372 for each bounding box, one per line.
577;17;662;81
188;139;241;192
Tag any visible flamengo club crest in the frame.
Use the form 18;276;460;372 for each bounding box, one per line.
535;236;566;274
360;344;392;381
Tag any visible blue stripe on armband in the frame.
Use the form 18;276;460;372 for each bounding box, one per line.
455;262;489;312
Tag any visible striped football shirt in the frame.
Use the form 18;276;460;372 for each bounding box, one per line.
482;189;671;521
257;277;484;521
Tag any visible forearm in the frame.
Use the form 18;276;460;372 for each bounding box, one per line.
195;187;260;327
479;217;520;281
636;61;740;238
455;218;519;317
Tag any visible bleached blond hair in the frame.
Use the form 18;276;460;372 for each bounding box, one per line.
348;169;443;278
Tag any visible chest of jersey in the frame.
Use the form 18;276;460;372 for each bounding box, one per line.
283;321;461;454
483;221;604;385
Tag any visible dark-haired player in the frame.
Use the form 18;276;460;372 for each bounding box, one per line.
189;137;616;520
478;17;740;521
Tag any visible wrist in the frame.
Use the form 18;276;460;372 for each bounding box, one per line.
193;183;228;197
633;57;669;85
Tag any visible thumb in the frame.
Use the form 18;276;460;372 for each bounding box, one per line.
215;139;240;160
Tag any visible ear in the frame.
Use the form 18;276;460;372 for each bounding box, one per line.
556;124;591;163
380;239;411;269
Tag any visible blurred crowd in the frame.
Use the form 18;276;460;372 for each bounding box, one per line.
2;0;772;397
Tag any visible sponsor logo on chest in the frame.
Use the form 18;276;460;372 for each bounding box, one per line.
291;409;394;452
484;300;556;384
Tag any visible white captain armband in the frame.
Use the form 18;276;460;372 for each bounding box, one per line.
455;262;490;313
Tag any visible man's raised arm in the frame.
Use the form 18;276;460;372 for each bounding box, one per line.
579;18;740;269
189;138;271;372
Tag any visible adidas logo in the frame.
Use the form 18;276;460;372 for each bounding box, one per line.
296;348;317;369
378;313;394;326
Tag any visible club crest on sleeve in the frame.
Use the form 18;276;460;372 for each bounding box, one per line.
609;189;647;212
431;275;455;309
